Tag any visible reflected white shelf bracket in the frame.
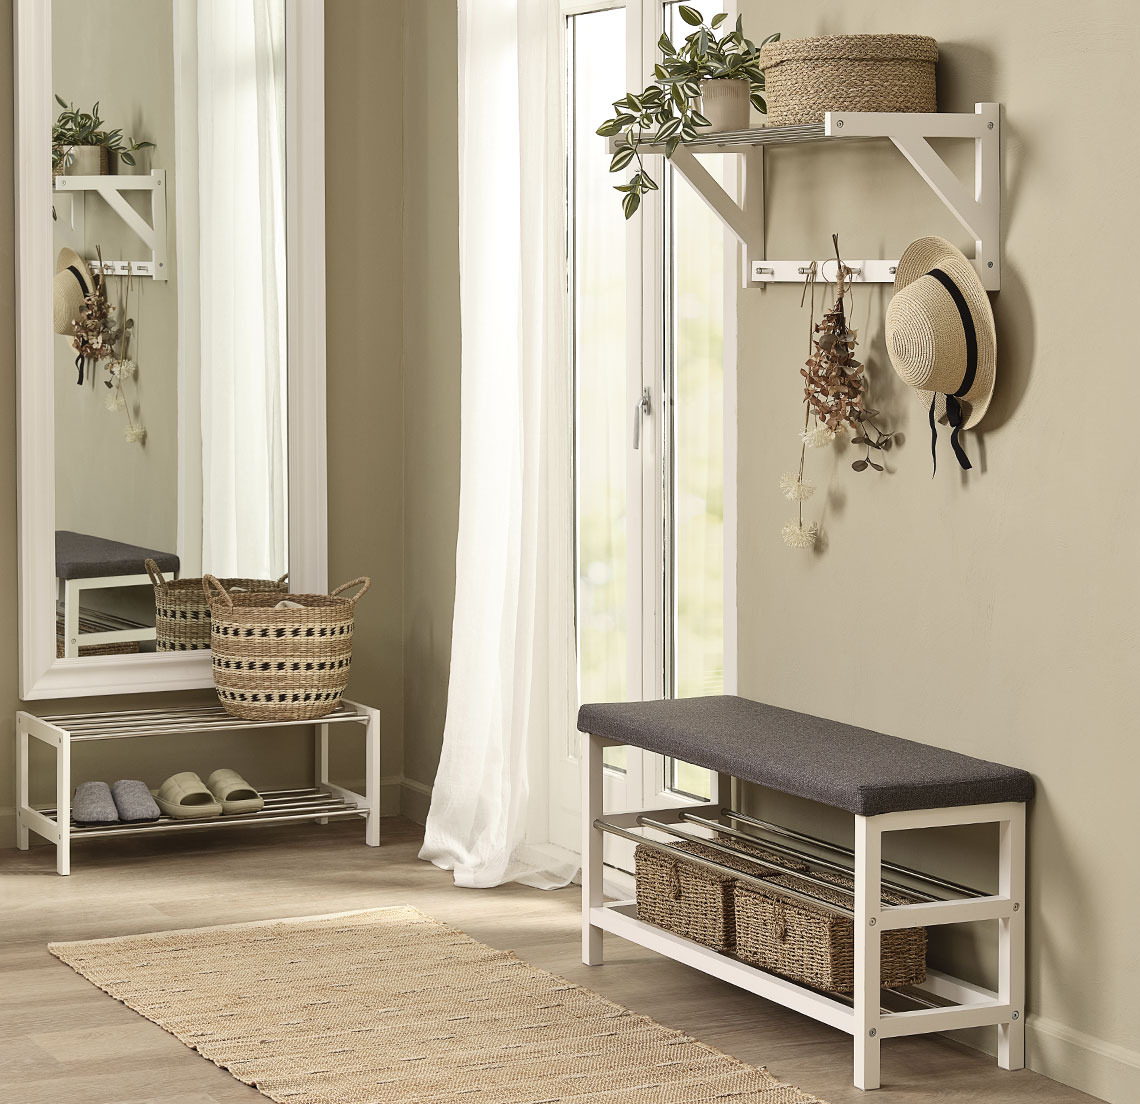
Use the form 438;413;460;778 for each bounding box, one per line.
619;103;1001;291
53;169;169;281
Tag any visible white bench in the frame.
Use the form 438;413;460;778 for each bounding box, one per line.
578;695;1034;1091
56;530;179;657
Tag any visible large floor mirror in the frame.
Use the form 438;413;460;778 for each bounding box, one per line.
16;0;327;698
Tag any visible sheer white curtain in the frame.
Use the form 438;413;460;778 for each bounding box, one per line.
196;0;288;578
419;0;577;889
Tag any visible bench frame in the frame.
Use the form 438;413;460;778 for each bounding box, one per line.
581;731;1026;1091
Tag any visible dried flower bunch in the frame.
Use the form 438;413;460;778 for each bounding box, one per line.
104;269;145;445
780;236;892;550
69;248;120;382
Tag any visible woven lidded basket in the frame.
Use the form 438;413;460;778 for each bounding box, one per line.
146;559;288;651
758;34;938;126
733;869;927;993
635;839;807;952
203;575;370;721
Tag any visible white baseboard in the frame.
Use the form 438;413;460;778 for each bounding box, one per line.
399;776;432;825
1026;1013;1140;1103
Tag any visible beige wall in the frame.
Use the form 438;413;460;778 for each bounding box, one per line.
736;2;1139;1099
400;0;461;814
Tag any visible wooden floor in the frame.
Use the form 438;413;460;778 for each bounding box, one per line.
1;818;1095;1104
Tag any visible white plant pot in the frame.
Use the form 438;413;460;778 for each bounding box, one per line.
700;78;751;134
60;145;108;176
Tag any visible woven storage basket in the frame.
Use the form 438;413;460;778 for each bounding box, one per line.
733;869;927;993
635;838;808;951
758;34;937;126
203;575;370;721
146;559;288;651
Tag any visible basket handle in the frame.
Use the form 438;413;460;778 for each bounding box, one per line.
275;572;290;588
330;576;371;604
201;574;233;608
144;558;166;588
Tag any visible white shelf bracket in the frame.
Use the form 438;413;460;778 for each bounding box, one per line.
53;170;169;281
669;144;764;257
824;102;1000;290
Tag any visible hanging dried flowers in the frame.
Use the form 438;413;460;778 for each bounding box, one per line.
780;472;815;501
779;235;893;550
103;267;146;445
69;247;119;384
781;519;818;549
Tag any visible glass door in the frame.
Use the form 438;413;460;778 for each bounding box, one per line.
555;0;727;863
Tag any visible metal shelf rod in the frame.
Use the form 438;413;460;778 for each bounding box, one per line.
594;817;853;917
721;809;986;900
679;813;939;903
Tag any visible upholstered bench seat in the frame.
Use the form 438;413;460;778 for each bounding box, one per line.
56;530;179;581
576;694;1034;816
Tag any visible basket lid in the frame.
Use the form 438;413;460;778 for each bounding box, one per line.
759;34;938;68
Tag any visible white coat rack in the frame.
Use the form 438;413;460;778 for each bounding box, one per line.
53;169;169;281
615;103;1000;291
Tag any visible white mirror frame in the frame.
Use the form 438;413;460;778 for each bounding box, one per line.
14;0;327;699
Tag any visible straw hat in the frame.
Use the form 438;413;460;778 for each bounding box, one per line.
885;236;996;471
53;247;90;335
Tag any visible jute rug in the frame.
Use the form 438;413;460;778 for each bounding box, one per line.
49;906;827;1104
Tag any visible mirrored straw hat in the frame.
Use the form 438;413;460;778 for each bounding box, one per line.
53;246;90;336
885;236;996;473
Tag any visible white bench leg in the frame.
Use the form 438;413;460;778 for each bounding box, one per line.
582;731;604;966
56;736;71;876
998;803;1026;1070
16;717;29;851
363;707;381;847
854;814;882;1090
314;723;330;825
63;579;81;658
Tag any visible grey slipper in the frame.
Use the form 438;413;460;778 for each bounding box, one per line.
73;781;119;826
111;779;161;823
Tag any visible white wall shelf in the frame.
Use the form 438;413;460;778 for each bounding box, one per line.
53;169;169;281
615;104;1000;291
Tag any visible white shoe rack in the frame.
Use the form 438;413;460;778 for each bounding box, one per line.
15;700;381;875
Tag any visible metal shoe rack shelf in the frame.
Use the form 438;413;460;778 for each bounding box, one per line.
15;700;381;875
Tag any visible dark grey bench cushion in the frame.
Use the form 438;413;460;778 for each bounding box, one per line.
577;695;1034;816
56;530;180;581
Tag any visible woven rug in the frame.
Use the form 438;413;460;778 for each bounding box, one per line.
49;906;827;1104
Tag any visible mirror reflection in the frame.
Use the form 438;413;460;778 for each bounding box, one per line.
50;0;288;658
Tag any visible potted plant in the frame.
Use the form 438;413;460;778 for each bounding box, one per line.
52;97;155;178
597;6;777;218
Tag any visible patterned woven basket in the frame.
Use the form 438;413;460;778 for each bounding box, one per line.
733;869;927;993
203;574;370;721
146;559;288;651
758;34;938;126
634;839;807;952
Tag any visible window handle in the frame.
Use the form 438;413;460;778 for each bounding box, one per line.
633;386;652;450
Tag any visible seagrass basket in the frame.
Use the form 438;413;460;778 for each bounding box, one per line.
634;838;808;952
146;559;288;651
758;34;938;126
203;574;370;721
733;869;927;993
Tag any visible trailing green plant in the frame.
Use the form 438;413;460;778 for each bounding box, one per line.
51;96;155;176
596;6;777;218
